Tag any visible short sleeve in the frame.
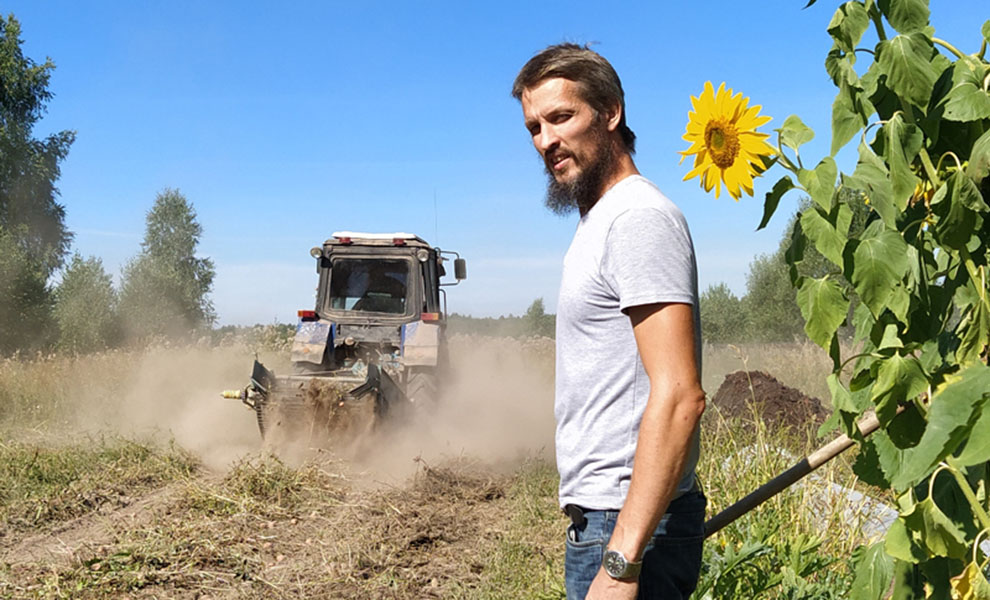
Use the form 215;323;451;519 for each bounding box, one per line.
600;207;696;313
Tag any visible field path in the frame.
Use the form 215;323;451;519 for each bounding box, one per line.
1;476;207;569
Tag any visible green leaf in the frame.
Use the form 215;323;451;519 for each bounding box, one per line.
885;514;926;562
877;0;930;34
954;400;990;466
939;57;990;122
758;176;795;231
844;143;897;228
946;170;987;212
850;223;910;318
889;364;990;490
828;2;871;53
876;113;922;210
798;156;838;210
850;543;895;600
797;276;849;349
826;47;860;87
876;33;939;108
902;497;968;559
778;115;815;151
853;300;876;343
966;128;990;183
932;174;979;249
956;299;990;365
984;20;990;45
831;84;874;156
870;353;928;423
800;205;850;268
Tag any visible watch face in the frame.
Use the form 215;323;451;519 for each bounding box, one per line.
603;550;626;577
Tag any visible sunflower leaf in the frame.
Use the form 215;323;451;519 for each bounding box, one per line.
889;364;990;491
844;142;897;228
938;57;990;123
877;0;930;35
831;83;874;155
758;176;795;231
875;113;922;211
876;33;939;108
966;128;990;183
849;543;895;600
870;353;927;424
797;276;849;349
850;221;910;318
828;1;871;54
778;115;815;151
798;157;838;210
800;204;850;268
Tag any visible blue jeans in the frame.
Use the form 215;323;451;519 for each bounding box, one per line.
564;491;706;600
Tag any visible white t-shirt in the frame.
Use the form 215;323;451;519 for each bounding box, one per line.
555;175;702;510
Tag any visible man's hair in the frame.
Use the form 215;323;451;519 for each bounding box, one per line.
512;43;636;153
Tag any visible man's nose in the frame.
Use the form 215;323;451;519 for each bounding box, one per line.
535;126;559;154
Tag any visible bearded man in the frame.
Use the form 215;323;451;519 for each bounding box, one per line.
512;44;707;600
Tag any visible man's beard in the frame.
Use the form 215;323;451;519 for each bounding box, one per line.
543;132;615;216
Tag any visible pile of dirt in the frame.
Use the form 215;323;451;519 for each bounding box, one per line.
710;370;829;431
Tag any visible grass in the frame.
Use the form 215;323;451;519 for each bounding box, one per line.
0;436;197;533
0;340;891;599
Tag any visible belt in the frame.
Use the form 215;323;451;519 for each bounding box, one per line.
563;481;703;529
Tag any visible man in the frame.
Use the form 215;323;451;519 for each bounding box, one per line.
512;44;707;600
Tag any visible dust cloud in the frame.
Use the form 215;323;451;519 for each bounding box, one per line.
71;345;288;471
62;335;556;478
354;335;557;482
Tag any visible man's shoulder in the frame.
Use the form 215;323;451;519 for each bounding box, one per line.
598;176;686;230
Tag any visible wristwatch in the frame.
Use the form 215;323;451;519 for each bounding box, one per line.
602;549;642;580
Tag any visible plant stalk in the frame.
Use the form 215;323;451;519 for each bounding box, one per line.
946;458;990;534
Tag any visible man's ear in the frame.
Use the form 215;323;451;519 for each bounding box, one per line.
605;103;622;132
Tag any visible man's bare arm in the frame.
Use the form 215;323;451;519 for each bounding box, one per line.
606;302;706;562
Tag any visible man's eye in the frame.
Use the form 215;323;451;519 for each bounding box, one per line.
528;124;541;136
552;113;572;124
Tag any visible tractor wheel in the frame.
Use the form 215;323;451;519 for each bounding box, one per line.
405;369;438;407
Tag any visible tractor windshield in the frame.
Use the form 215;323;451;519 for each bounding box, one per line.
329;257;410;314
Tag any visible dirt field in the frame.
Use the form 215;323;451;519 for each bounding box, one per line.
0;336;869;599
0;336;565;599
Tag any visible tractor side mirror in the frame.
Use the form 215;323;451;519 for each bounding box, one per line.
454;258;467;281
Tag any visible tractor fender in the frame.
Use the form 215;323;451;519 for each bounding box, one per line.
401;321;440;366
290;319;333;364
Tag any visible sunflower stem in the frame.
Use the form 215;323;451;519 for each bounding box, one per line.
946;458;990;534
868;5;888;42
979;39;987;61
897;103;941;187
932;37;966;60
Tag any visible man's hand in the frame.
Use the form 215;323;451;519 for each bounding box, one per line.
584;569;638;600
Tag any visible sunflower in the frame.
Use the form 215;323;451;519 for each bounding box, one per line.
680;81;774;201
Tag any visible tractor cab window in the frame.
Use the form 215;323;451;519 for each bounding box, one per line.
330;258;410;314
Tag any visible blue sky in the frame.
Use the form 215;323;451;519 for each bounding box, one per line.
7;1;985;324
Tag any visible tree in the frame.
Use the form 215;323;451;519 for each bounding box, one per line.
699;283;746;343
54;255;117;352
0;14;75;353
118;189;215;340
741;250;805;342
523;297;555;338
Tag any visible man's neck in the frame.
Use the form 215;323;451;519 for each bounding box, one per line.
580;152;640;217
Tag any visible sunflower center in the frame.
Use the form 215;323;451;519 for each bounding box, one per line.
704;120;741;169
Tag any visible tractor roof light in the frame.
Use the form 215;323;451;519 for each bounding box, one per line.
310;247;323;259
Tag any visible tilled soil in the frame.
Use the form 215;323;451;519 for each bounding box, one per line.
0;457;531;599
710;370;830;432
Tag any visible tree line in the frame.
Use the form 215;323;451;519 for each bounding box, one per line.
0;15;214;355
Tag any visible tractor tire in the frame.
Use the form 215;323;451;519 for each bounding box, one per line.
405;369;438;407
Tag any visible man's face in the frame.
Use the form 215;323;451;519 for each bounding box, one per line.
521;78;615;214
